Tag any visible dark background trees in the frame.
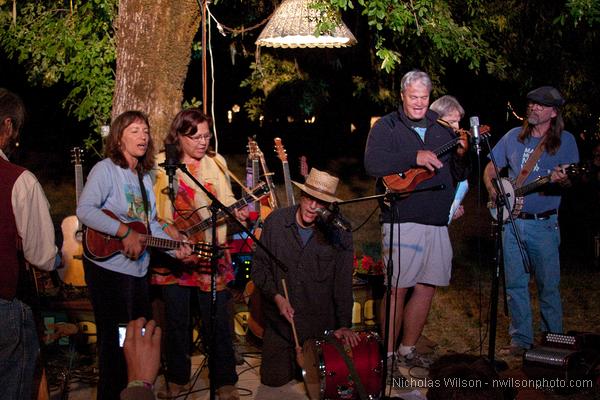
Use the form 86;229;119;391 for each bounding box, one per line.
1;0;599;171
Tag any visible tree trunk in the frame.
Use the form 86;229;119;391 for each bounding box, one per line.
113;0;201;147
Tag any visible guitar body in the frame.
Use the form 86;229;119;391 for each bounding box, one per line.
382;168;434;194
59;147;86;286
488;178;521;222
59;216;86;286
83;210;148;261
243;280;265;339
173;211;206;243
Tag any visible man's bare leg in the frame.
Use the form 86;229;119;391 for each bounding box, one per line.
400;283;436;347
380;286;408;353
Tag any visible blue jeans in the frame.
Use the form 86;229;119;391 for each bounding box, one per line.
502;214;563;348
0;298;39;400
161;285;238;389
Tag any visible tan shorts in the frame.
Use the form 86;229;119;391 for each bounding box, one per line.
381;223;452;288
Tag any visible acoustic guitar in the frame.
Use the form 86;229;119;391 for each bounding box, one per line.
248;137;279;217
173;182;270;242
83;210;212;261
383;126;490;194
488;163;585;221
274;137;296;206
59;147;86;286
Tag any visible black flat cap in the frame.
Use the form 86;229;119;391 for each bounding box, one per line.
526;86;565;107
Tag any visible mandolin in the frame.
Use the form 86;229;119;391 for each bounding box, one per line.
59;147;87;286
83;210;212;261
383;126;490;194
274;137;296;206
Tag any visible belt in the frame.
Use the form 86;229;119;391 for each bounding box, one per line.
517;209;557;220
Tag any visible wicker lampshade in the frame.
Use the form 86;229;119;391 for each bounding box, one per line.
256;0;357;48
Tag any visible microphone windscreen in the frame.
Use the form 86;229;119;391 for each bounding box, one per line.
165;143;179;165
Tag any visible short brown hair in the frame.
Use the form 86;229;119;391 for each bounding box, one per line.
0;88;26;141
104;110;155;173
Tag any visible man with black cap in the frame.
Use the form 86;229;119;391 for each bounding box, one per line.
252;168;358;387
483;86;579;356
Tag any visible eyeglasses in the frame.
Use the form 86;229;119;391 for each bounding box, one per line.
185;133;213;142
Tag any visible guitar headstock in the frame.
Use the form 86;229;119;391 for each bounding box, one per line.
564;163;588;177
71;147;84;166
299;155;309;181
191;241;214;261
274;137;288;162
247;137;262;160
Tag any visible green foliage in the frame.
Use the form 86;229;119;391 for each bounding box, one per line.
0;0;116;141
561;0;600;26
240;53;298;121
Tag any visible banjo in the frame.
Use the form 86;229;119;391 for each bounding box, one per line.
488;163;583;221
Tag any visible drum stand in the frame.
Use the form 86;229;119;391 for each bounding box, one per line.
482;136;530;367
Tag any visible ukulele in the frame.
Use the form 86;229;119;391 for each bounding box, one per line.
383;126;490;194
59;147;87;286
274;137;296;206
83;210;212;261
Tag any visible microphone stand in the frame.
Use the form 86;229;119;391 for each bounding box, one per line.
482;137;530;368
335;184;446;399
168;163;288;400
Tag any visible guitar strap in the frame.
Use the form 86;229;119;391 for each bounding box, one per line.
324;334;368;400
138;172;151;234
515;135;547;188
211;155;259;200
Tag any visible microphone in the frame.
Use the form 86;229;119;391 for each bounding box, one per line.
315;208;352;232
160;143;180;200
469;116;481;155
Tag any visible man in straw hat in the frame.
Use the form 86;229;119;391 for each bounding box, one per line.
483;86;579;356
252;168;359;387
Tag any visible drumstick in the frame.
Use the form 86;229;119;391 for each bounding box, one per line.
281;278;304;368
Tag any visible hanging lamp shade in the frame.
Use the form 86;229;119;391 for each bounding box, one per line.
256;0;357;48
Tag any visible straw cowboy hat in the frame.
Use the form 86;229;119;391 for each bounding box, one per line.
292;168;343;203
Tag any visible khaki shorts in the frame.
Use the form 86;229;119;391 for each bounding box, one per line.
381;223;452;288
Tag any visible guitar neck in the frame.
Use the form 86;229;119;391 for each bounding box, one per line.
184;192;259;236
515;175;551;197
252;159;260;210
260;155;279;208
143;235;188;251
433;137;461;157
282;161;295;206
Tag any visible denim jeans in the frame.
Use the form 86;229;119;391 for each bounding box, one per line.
84;259;151;400
0;298;39;400
502;214;563;348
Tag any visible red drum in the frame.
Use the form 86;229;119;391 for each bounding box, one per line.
302;331;382;399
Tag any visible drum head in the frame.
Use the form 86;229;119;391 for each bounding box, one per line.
302;339;324;400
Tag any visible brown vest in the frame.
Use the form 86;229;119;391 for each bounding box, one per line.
0;156;26;300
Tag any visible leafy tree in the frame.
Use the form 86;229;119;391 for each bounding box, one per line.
0;0;115;141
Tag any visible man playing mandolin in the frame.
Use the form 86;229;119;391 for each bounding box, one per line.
364;70;470;371
483;86;579;356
